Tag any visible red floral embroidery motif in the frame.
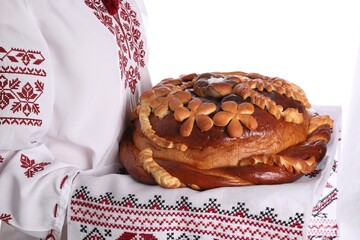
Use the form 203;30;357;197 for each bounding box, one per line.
85;0;146;94
0;213;12;224
0;155;4;163
20;154;50;178
0;75;44;116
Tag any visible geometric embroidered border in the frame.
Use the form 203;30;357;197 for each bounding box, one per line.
311;189;337;217
70;186;306;240
0;66;46;77
307;218;338;239
1;45;46;126
0;117;42;126
307;157;339;239
0;47;46;77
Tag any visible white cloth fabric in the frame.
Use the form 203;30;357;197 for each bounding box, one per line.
338;41;360;238
0;0;151;239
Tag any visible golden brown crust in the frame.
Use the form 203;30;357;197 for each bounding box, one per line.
119;71;334;190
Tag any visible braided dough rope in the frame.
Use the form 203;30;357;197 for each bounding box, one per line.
196;72;311;107
139;148;183;188
201;74;311;123
234;114;333;175
238;155;317;175
245;72;311;108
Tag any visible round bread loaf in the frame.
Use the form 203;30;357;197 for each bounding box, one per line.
119;71;334;190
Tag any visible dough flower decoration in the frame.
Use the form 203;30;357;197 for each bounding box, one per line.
174;98;217;137
133;85;189;151
213;101;258;138
149;90;192;118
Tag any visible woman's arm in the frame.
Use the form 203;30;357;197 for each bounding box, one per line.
0;1;78;238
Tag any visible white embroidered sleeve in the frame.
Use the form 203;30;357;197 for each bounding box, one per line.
0;1;79;239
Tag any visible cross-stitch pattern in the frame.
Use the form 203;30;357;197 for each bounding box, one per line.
70;186;306;239
85;0;146;94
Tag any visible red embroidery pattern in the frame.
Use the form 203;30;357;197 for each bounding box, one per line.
0;75;44;115
0;155;4;163
311;189;337;217
307;159;338;239
85;0;146;94
70;187;305;239
305;169;322;178
45;230;56;240
46;175;70;240
0;75;44;126
53;203;59;218
60;175;69;189
20;154;51;178
117;232;157;240
102;0;119;15
81;227;114;240
0;117;42;126
0;213;12;224
307;219;338;239
0;47;46;76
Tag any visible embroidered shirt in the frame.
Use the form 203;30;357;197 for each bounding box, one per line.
0;0;151;238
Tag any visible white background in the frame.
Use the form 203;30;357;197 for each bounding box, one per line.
145;0;360;107
144;0;360;238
